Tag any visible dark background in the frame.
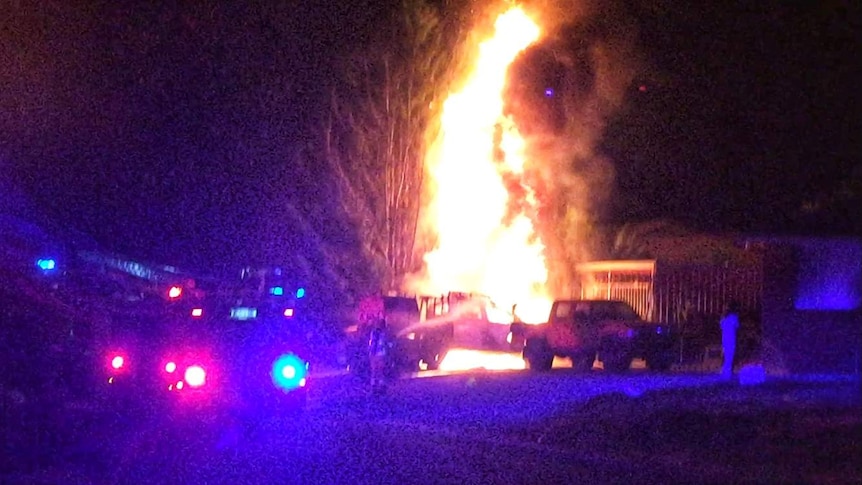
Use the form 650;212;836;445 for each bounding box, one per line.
2;0;859;273
608;1;860;237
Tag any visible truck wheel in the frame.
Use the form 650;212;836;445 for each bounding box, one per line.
525;352;553;371
571;352;595;372
524;338;553;371
601;351;632;373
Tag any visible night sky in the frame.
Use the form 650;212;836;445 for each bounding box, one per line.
609;1;860;237
2;1;859;273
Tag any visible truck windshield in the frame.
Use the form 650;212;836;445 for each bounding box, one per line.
553;300;642;323
382;297;420;332
589;301;641;321
383;297;419;314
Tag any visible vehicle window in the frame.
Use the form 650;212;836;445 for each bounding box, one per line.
574;302;591;319
592;301;640;321
383;297;419;315
554;302;572;320
452;299;484;319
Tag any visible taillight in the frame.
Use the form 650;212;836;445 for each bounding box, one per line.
162;351;212;392
168;286;182;299
107;353;126;383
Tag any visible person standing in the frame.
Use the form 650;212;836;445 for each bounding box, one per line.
368;318;391;394
719;301;741;379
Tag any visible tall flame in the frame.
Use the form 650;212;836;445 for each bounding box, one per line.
420;7;551;323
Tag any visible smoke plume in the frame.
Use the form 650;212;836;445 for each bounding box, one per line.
503;0;640;294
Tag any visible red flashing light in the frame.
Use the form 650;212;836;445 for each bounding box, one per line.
191;308;203;317
168;286;182;299
184;365;206;388
110;355;124;370
283;308;295;318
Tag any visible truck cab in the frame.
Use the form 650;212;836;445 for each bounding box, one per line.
440;293;512;351
510;299;675;372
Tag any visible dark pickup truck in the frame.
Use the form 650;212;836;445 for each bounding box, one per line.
509;299;676;372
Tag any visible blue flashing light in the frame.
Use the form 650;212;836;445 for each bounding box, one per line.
271;353;308;392
270;286;284;296
296;287;305;299
544;87;554;97
36;258;56;271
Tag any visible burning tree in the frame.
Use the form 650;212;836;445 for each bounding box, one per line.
323;0;470;293
323;1;641;319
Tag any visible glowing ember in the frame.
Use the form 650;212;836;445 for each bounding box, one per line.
435;348;574;373
438;348;526;372
421;7;550;322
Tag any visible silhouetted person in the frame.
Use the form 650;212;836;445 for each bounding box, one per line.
368;318;391;394
720;301;741;379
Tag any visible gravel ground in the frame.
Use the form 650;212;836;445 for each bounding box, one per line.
3;372;859;484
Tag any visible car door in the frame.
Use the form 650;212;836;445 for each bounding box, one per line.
547;301;581;351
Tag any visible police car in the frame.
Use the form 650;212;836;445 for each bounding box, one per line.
102;285;311;416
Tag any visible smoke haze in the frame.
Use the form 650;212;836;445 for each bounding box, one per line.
504;0;641;294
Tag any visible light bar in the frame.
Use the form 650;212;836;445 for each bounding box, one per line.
230;307;258;321
36;258;57;271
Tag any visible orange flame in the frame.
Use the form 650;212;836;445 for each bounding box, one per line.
420;7;551;326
